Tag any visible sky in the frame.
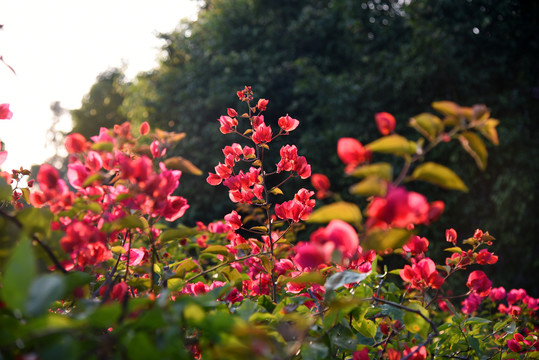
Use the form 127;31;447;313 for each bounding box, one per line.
0;0;200;171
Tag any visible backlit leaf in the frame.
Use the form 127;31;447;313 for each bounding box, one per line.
325;270;369;292
349;162;393;181
366;135;418;156
349;176;387;196
307;201;362;224
403;302;430;339
363;228;411;251
1;236;36;312
164;156;202;175
410;162;468;192
458;131;488;170
409;113;443;140
477;118;499;145
432;101;461;117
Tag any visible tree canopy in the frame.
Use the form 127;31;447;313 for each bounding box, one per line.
70;0;539;294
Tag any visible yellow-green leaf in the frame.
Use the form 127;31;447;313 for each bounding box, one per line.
307;201;362;224
365;135;418;156
444;247;463;253
458;131;488;170
349;176;387;197
111;246;126;255
175;258;198;278
409;113;443;141
432;101;461;117
91;142;114;152
362;228;411;251
270;187;283;195
201;245;230;256
277;272;325;285
164;156;202;175
349;163;393;181
477;118;499;145
249;226;268;233
410;162;468;192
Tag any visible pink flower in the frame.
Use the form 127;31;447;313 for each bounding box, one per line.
489;286;506;302
224;210;242;230
337;138;372;173
218;115;238;134
507;339;522;353
402;235;429;256
402;346;427;360
353;348;370;360
375;112;396;135
462;292;483;314
252;123;273;144
0;103;13;120
366;186;430;229
257;98;269;111
162;196;189;221
139;121;150;135
466;270;492;297
311;173;331;199
150;140;167;158
293;242;333;270
445;228;457;245
310;219;359;259
65;133;88;154
278;114;299;133
400;257;444;290
476;249;498;265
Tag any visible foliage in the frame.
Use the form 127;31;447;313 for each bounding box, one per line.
1;88;538;359
107;0;539;293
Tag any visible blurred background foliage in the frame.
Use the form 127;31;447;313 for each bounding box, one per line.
69;0;538;294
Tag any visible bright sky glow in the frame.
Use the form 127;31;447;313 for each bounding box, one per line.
0;0;200;171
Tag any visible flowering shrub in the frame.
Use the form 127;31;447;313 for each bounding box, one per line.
0;88;537;359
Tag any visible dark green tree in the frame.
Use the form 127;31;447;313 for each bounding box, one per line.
70;68;129;138
117;0;538;293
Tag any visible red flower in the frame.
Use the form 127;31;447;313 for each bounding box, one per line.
311;173;331;199
337;138;372;173
227;108;238;117
366;186;430;229
162;196;189;221
257;98;269;111
65;133;88;154
402;235;429;256
352;348;370;360
375;112;396;135
224;210;242;230
445;228;457;245
466;270;492;297
476;249;498;265
139;121;150;135
400;258;444;289
402;346;427;360
278;114;299;133
218;115;238;134
252;123;273;144
489;286;506;301
0;103;13;120
507;339;522;353
310;219;359;259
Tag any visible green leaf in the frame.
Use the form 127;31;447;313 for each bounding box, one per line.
249;225;268;233
307;201;362;224
403;302;430;339
258;295;276;313
458;131;488;170
410;162;468;192
112;215;146;231
81;173;103;187
0;177;12;201
362;228;411;251
325;270;369;292
278;271;325;285
463;317;491;326
91;142;114;152
159;226;198;243
349;176;387;196
1;235;36;312
409;113;444;140
352;318;377;338
349;162;393;181
432;101;462;117
175;258;199;278
366;135;418;156
26;273;66;317
444;246;463;253
16;207;53;237
202;245;230;256
301;342;328;360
